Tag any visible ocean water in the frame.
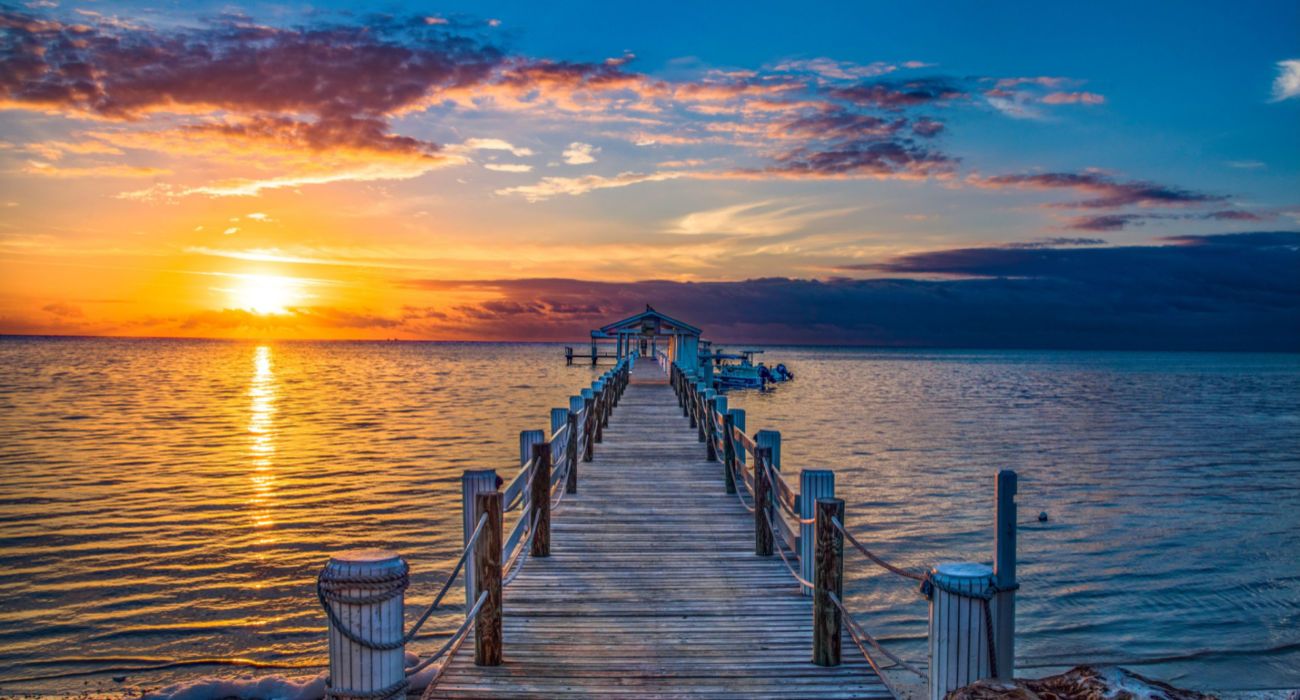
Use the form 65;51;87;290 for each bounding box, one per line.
0;338;1296;695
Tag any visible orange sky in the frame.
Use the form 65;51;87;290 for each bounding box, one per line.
1;4;1295;343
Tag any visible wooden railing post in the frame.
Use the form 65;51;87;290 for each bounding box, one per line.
686;378;697;425
813;497;844;667
706;395;724;462
581;390;595;462
530;441;551;557
462;469;499;607
994;470;1018;680
593;380;606;443
800;470;834;597
754;447;773;556
565;410;579;494
722;412;737;494
473;490;503;666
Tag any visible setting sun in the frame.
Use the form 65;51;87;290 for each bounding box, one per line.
228;274;302;314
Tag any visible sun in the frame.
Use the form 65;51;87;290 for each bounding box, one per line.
229;274;301;314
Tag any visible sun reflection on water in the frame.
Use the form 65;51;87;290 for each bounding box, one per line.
248;345;277;538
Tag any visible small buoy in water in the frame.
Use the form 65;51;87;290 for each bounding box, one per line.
1038;511;1049;522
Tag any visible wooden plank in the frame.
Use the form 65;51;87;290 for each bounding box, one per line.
424;361;890;700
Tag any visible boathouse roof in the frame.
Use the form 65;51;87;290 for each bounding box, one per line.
595;305;702;337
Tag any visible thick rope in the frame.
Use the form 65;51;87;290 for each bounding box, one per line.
503;508;542;587
416;593;486;700
828;591;926;678
405;590;487;675
832;516;926;582
318;514;487;650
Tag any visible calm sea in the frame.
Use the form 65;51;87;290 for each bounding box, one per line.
0;338;1297;694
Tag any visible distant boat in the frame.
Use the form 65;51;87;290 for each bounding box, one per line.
712;349;793;390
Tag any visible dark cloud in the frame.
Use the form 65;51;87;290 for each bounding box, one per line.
1068;209;1266;231
0;8;502;152
759;137;954;178
1004;237;1107;248
402;232;1299;350
975;171;1226;209
829;77;966;110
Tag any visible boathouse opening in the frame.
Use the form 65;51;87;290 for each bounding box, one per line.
565;305;703;367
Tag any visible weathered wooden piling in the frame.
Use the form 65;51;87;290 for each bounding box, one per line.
473;491;503;666
813;498;845;667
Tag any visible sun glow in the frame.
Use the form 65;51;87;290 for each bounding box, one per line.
229;274;302;314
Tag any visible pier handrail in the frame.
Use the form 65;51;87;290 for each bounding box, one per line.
669;358;1018;691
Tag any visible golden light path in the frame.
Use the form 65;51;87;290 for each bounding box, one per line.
248;345;277;544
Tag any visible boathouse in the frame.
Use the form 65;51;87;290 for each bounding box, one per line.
567;305;705;367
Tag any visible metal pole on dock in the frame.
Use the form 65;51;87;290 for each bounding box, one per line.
994;469;1018;680
474;490;503;666
320;550;408;698
812;497;844;666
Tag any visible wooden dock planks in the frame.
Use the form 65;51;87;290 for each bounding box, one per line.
425;362;891;699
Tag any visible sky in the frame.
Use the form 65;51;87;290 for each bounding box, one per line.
1;1;1297;348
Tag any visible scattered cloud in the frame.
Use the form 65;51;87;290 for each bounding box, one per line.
456;138;535;157
1269;59;1300;102
496;171;686;202
42;301;83;318
484;163;533;172
562;142;600;165
1226;160;1266;169
21;161;169;178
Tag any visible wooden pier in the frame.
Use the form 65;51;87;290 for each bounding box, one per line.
426;361;890;699
320;326;1019;700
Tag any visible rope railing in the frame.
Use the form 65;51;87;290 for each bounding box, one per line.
828;591;925;679
831;516;926;583
406;590;488;675
317;511;488;653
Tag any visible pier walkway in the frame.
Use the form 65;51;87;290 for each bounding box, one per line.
424;361;891;699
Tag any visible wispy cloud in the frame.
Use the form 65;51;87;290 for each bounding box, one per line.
667;200;857;236
1270;59;1300;101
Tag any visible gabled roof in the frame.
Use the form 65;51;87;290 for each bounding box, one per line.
598;305;702;335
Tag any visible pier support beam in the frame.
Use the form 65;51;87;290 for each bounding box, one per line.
813;497;844;667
